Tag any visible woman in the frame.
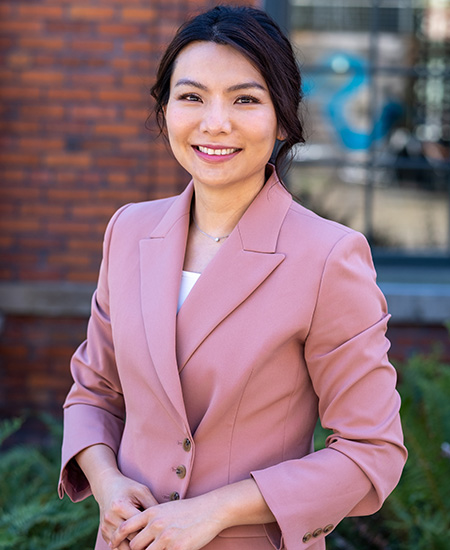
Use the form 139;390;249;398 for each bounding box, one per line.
59;6;407;550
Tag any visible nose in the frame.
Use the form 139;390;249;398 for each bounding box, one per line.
199;100;232;135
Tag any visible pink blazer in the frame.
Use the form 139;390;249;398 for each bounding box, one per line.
59;168;406;550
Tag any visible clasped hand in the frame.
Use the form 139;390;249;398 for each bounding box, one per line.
109;494;224;550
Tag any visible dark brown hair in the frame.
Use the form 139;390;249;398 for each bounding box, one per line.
150;5;305;173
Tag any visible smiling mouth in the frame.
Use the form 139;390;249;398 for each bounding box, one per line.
195;146;241;156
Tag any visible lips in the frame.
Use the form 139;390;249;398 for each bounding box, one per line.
195;145;241;156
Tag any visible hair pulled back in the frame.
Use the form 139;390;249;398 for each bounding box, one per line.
150;5;304;173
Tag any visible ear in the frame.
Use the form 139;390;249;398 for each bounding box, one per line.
277;126;287;141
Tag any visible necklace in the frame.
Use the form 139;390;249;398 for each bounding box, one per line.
192;217;230;243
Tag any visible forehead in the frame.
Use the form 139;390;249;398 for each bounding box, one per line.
171;41;266;85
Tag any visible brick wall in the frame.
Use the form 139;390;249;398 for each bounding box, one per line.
2;0;259;284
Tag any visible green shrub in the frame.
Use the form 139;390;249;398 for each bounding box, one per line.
0;417;98;550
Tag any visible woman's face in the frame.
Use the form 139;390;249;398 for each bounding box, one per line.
165;41;280;193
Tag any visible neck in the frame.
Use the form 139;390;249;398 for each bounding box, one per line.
191;178;265;237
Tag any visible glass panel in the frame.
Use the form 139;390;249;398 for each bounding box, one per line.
288;0;450;255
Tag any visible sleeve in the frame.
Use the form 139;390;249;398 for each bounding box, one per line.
251;231;407;549
58;204;132;502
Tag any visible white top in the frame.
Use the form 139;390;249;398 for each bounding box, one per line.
177;270;201;312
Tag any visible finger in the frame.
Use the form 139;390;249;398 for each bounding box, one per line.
111;512;150;548
134;488;158;510
126;525;159;550
110;499;145;522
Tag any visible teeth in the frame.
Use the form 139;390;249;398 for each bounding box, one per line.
198;146;238;156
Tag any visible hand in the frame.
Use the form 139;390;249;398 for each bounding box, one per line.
92;468;158;549
110;494;224;550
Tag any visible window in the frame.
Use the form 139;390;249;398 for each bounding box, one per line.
267;0;450;259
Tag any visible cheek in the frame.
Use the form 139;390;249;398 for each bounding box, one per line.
166;108;196;144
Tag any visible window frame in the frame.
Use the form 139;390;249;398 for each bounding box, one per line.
264;0;450;266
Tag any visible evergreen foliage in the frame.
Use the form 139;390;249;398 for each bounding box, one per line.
0;417;98;550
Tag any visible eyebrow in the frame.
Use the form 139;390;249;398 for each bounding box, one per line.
174;78;267;92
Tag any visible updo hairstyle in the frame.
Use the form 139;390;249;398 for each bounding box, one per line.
150;5;305;173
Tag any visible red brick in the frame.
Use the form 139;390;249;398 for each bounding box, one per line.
29;170;54;185
107;172;128;186
97;156;138;168
67;270;100;282
79;139;114;152
21;105;65;119
0;87;41;101
0;121;40;134
96;189;144;202
70;74;115;86
45;189;93;203
7;53;32;68
111;58;132;71
0;4;11;18
0;21;43;34
70;39;114;52
98;89;143;103
0;234;14;247
70;6;115;21
47;88;93;101
46;21;92;34
122;75;152;87
45;121;91;135
70;105;117;120
71;205;118;218
0;268;13;278
97;0;151;4
20;236;63;250
68;239;102;252
0;153;40;165
47;220;100;235
0;345;27;359
123;42;152;54
21;204;66;218
0;218;40;232
0;203;16;216
45;152;91;168
122;8;156;22
94;123;138;136
20;37;65;51
3;252;39;266
18;5;63;18
98;23;140;37
124;107;148;120
48;253;91;267
20;138;64;151
0;68;15;82
22;70;64;86
1;187;40;200
120;140;151;153
0;37;13;49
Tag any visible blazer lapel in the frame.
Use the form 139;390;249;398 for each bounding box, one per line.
139;182;193;425
176;169;292;371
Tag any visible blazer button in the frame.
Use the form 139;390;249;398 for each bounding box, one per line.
170;491;180;501
175;465;187;479
323;524;334;534
182;438;192;452
313;528;323;538
302;533;312;543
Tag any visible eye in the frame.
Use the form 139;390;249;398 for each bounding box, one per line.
235;95;261;104
178;93;202;102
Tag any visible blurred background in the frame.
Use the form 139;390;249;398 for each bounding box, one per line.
0;1;449;548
